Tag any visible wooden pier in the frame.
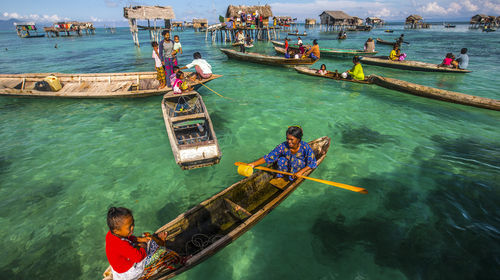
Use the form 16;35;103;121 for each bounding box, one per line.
44;22;95;37
206;25;281;43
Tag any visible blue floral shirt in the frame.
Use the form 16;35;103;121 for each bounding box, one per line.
264;141;317;171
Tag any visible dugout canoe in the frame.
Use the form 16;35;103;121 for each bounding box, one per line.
376;38;397;45
102;136;330;279
220;48;317;66
287;32;307;36
161;90;221;169
371;75;500;111
0;72;221;98
359;56;471;73
271;40;378;57
294;66;373;84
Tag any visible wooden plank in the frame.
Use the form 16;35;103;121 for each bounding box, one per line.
171;113;205;123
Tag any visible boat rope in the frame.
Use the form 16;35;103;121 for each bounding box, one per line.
199;82;233;100
184;233;224;256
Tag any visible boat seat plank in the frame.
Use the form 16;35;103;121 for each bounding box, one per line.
171;113;205;123
224;198;252;220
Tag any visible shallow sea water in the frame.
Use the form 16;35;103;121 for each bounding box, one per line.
0;23;499;279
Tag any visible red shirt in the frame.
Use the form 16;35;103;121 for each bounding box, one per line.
105;231;147;273
284;40;289;49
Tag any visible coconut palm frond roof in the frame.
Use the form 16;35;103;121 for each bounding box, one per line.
124;6;175;20
192;18;208;23
226;5;273;18
406;14;423;21
320;11;353;19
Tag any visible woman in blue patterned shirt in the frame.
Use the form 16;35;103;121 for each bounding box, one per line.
248;126;317;188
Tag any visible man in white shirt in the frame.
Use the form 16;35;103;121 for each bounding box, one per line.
180;52;212;80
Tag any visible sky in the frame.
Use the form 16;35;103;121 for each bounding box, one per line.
1;0;499;26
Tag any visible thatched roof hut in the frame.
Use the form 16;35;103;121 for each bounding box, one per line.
405;14;423;24
123;6;175;20
352;16;363;26
192;18;208;29
319;11;353;26
226;5;273;18
470;14;488;24
366;17;383;26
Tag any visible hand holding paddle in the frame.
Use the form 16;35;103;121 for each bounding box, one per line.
235;162;368;194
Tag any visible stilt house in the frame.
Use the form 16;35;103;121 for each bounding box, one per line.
123;6;175;47
366;17;383;26
405;14;430;29
319;11;353;31
193;19;208;31
226;5;273;28
305;18;316;27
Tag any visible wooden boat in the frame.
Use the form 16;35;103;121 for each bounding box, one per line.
371;75;500;111
338;35;347;40
294;66;373;84
161;90;221;169
271;40;378;57
102;136;330;279
0;72;221;98
220;48;317;66
359;56;472;73
287;32;307;36
444;24;456;28
384;30;394;33
376;38;396;45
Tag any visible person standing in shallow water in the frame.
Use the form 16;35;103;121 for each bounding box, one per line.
247;126;317;189
159;31;175;88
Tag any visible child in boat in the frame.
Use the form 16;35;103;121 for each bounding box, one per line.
169;66;180;88
317;64;328;75
284;48;291;58
172;71;193;94
105;207;181;280
439;53;458;68
151;42;166;89
389;44;406;61
172;35;182;65
180;52;212;81
345;56;365;80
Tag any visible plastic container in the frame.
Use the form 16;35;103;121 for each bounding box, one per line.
237;165;254;177
43;75;62;91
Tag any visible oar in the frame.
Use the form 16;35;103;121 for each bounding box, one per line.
234;162;368;194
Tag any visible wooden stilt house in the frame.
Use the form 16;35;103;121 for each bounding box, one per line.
14;22;45;38
43;21;95;37
319;11;353;31
123;6;175;47
226;5;273;28
305;18;316;28
193;19;208;32
366;17;384;27
405;14;430;29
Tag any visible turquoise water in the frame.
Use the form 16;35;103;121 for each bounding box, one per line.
0;23;499;279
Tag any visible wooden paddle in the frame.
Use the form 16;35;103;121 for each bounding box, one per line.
234;162;368;194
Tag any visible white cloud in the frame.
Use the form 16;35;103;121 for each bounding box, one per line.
418;1;464;15
483;0;500;13
462;0;479;12
1;12;65;22
3;12;21;19
374;8;391;17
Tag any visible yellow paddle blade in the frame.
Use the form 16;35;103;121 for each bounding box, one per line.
234;162;368;194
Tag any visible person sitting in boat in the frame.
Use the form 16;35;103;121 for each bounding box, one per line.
343;56;365;81
247;126;318;189
439;53;458;68
316;64;328;75
455;48;469;69
244;35;254;47
396;34;405;45
305;40;320;60
364;38;375;52
105;207;182;280
338;30;343;39
172;71;193;94
284;48;292;59
298;44;306;55
180;52;212;81
389;44;406;61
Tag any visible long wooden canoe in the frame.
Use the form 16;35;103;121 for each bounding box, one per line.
161;90;221;169
220;48;317;66
0;72;221;98
370;75;500;111
359;56;471;73
287;32;307;36
376;38;397;45
271;40;378;57
102;136;330;279
294;66;373;84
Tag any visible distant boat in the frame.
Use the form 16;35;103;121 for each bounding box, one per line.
384;30;394;33
359;56;471;73
444;23;456;28
220;48;318;66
